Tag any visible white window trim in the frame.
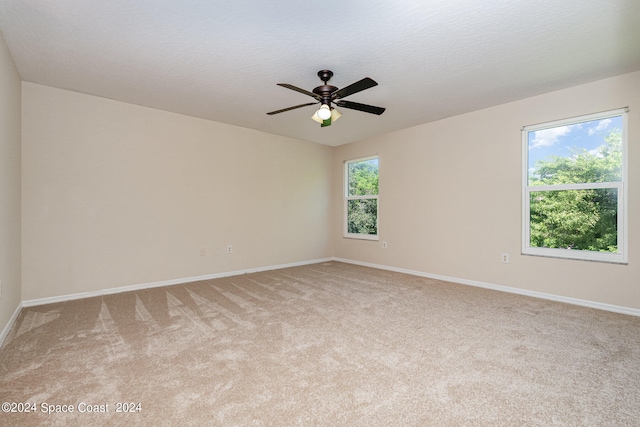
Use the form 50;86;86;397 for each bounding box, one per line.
344;155;379;241
521;108;628;264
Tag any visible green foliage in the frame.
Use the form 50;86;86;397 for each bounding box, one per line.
529;130;621;252
347;159;378;235
348;160;379;196
347;199;378;235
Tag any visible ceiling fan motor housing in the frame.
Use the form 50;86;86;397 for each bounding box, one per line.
313;85;337;105
314;70;337;105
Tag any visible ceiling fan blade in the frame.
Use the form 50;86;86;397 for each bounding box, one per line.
267;102;318;115
332;77;378;100
335;100;385;115
277;83;322;101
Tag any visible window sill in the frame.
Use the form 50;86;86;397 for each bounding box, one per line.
344;234;379;241
522;248;627;264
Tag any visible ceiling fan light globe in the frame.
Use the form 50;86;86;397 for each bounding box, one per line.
317;104;332;120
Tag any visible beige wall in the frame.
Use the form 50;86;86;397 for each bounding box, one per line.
0;31;21;332
21;83;333;300
333;71;640;309
14;71;640;311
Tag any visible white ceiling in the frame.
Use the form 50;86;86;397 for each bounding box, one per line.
1;0;639;146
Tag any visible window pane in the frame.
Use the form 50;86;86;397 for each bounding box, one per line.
527;116;623;186
529;188;618;252
347;199;377;235
348;159;379;196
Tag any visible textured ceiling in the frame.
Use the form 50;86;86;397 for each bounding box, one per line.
1;0;639;146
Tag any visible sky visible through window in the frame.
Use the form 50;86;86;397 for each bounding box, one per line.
527;115;622;175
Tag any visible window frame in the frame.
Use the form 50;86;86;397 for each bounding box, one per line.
344;155;379;241
521;108;628;264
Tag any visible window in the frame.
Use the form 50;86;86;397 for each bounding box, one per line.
345;156;379;240
522;108;628;263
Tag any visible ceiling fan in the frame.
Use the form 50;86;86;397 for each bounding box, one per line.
267;70;385;127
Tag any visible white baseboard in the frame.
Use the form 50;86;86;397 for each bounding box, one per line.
22;257;334;308
333;257;640;317
10;255;639;342
0;302;23;348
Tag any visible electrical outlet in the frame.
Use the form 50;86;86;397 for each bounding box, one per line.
382;241;388;249
501;253;510;263
200;247;207;256
226;245;233;254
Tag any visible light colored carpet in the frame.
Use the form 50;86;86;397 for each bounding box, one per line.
1;261;639;426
